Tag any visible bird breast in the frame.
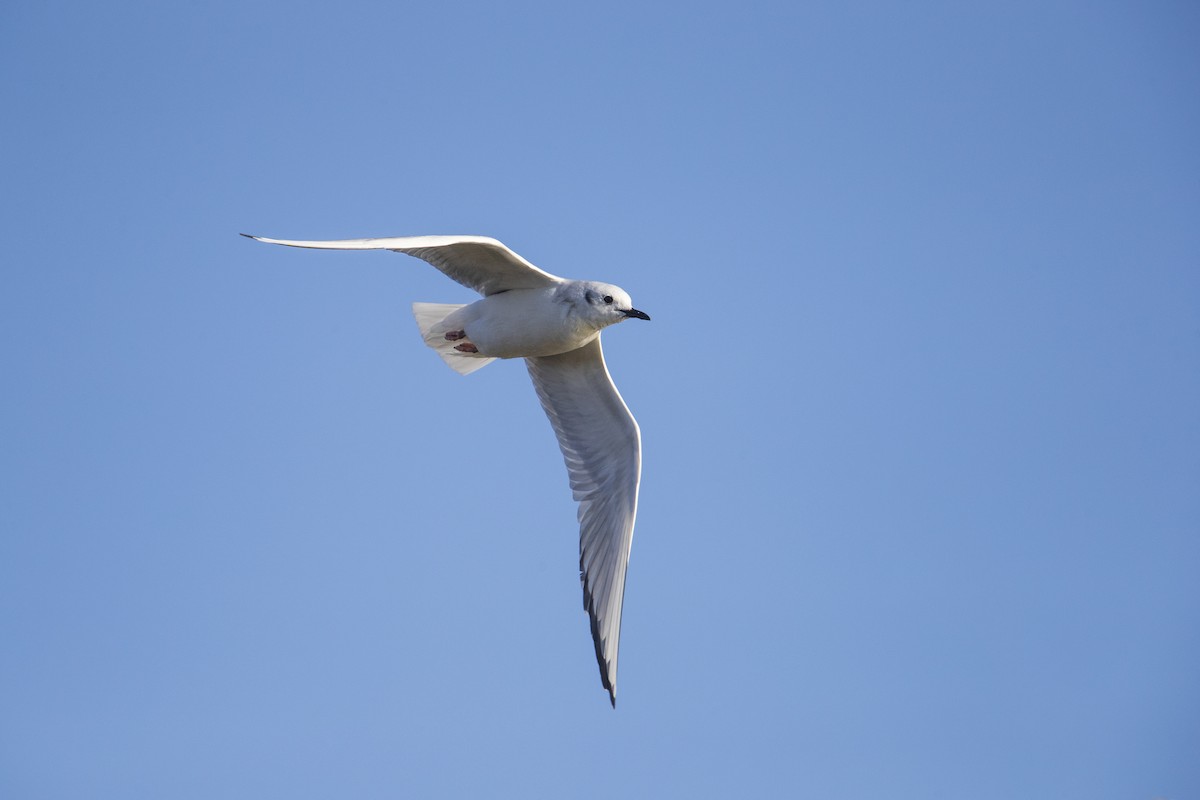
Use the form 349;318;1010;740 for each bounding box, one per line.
462;288;597;359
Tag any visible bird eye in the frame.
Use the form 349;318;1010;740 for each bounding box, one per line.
603;295;613;304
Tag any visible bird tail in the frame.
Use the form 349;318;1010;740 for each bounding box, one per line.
411;302;497;376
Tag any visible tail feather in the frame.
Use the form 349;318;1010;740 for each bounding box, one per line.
412;302;496;375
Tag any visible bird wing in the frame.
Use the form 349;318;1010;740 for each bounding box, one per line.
525;337;641;707
241;234;562;296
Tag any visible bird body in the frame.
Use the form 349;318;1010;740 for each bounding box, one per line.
462;287;582;357
438;284;607;359
242;233;648;706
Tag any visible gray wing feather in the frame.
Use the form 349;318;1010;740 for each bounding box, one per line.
241;234;562;296
526;337;641;707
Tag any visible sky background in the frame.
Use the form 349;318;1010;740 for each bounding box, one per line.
2;1;1198;797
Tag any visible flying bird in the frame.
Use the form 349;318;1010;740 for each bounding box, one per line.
242;233;649;706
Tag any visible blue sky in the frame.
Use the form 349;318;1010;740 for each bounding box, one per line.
2;1;1197;797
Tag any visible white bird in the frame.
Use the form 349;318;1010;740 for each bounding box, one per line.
242;233;649;706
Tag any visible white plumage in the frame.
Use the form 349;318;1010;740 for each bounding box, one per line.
243;233;649;706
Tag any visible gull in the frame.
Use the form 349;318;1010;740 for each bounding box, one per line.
242;233;649;706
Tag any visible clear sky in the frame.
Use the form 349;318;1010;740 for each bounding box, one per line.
2;1;1197;797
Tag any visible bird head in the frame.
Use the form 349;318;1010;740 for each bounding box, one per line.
569;281;651;330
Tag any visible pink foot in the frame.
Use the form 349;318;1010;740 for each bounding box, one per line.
454;342;479;353
444;330;467;341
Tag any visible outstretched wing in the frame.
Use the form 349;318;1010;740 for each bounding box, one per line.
241;234;562;296
525;337;641;707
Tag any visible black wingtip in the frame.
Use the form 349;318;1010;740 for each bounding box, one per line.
585;584;620;709
239;233;257;239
